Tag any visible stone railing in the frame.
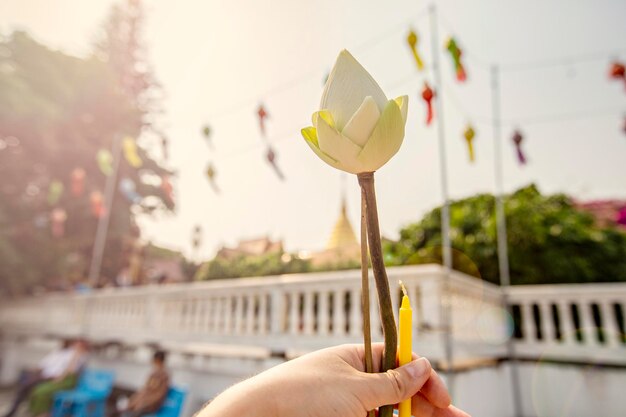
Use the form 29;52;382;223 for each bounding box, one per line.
508;283;626;364
1;265;623;365
0;265;505;362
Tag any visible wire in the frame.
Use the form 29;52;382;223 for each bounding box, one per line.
442;83;623;128
437;9;626;73
203;6;430;121
504;107;625;126
203;7;624;163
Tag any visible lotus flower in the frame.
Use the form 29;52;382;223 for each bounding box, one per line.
301;50;408;174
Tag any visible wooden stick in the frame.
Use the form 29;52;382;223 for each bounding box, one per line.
358;172;398;417
360;185;375;417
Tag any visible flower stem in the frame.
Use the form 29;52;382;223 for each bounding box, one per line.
360;186;375;417
358;172;397;417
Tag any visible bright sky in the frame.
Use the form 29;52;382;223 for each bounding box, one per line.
2;0;625;260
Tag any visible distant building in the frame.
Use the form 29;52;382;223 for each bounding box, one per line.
143;243;187;284
307;197;360;267
575;199;626;228
215;236;284;261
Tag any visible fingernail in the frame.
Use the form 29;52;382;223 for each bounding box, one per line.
406;357;430;379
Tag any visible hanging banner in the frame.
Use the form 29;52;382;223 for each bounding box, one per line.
257;104;269;138
421;82;434;125
90;190;106;218
407;29;425;70
512;129;527;165
71;168;86;196
50;208;67;238
446;37;467;82
202;125;213;148
206;163;219;193
463;124;476;162
266;146;285;180
119;178;141;203
161;175;174;203
609;61;625;90
97;149;114;176
47;180;64;205
123;136;143;168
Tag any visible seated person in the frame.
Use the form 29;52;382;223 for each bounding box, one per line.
28;339;89;417
118;350;170;417
3;340;82;417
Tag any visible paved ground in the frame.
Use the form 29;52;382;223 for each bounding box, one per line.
0;387;28;417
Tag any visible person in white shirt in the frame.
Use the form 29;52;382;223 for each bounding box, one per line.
3;339;88;417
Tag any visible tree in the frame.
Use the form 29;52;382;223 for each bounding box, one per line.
384;184;626;285
194;252;311;281
0;1;172;295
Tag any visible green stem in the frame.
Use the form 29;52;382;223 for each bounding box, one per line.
358;172;397;417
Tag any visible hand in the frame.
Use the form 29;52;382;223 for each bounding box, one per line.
198;343;470;417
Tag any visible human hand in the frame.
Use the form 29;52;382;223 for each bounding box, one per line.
198;343;470;417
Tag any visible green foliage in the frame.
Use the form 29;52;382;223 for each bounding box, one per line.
385;184;626;285
195;252;311;281
0;2;172;295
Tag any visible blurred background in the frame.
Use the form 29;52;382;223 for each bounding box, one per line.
0;1;624;416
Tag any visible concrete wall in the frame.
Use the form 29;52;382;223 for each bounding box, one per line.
2;337;625;417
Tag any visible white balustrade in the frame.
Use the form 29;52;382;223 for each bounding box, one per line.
508;283;625;365
1;265;623;365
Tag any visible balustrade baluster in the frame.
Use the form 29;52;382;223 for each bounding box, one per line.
349;288;361;338
521;302;535;342
303;291;314;335
289;292;299;335
332;290;345;336
318;291;329;336
599;301;619;347
539;301;555;344
222;297;231;335
258;293;268;335
578;301;599;346
557;301;575;344
246;295;255;335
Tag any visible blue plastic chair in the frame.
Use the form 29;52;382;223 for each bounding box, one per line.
143;386;187;417
51;369;115;417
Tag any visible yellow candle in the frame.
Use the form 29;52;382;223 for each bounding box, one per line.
399;281;412;417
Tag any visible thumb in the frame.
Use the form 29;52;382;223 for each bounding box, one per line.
360;358;432;410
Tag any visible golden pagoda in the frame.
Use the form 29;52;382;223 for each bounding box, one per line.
307;196;360;267
326;198;358;250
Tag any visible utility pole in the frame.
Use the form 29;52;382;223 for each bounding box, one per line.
429;3;455;395
491;64;523;417
88;135;123;287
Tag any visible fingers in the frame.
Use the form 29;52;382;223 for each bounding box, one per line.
412;392;472;417
359;358;432;411
421;368;451;408
348;344;453;411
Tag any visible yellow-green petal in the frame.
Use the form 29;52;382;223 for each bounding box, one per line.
394;95;409;125
301;126;319;147
312;110;335;128
300;126;343;169
316;115;363;174
357;99;406;171
341;96;381;147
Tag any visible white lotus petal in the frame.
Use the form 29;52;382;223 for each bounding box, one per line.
316;115;363;174
341;96;380;147
357;99;406;172
320;50;387;131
